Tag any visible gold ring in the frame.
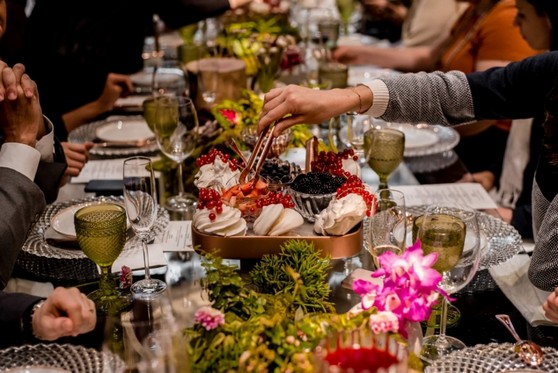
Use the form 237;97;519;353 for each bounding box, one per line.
89;308;94;313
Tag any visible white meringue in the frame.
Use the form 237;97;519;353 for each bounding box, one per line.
314;193;367;236
253;204;304;236
193;205;247;236
194;156;240;192
342;158;361;178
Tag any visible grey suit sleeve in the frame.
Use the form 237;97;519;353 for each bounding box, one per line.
0;168;46;289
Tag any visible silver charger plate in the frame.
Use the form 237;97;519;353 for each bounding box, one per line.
390;123;460;158
426;342;558;373
407;206;522;270
67;115;159;158
17;196;169;282
0;343;125;373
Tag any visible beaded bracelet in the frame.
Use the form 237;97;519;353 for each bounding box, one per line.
21;299;45;340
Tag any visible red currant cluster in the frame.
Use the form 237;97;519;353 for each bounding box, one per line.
197;188;224;221
311;149;359;178
254;191;295;209
196;149;241;171
336;175;377;217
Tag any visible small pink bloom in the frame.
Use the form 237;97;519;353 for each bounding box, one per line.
369;311;399;334
195;306;225;331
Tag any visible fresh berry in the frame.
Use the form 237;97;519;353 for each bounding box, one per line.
336;175;377;216
196;149;241;171
311;149;356;178
290;172;346;194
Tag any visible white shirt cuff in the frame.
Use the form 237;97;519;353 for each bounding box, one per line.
363;80;389;118
35;117;55;162
0;143;41;181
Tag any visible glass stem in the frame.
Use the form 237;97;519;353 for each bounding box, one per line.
99;265;114;294
177;161;185;196
141;238;152;281
439;297;449;337
378;176;388;190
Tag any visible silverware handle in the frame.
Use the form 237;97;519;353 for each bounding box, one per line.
496;314;522;342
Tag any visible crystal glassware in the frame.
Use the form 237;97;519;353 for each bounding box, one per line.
74;203;131;314
364;125;405;190
367;189;407;270
418;205;482;363
153;96;199;215
335;0;357;36
346;113;372;163
123;156;167;298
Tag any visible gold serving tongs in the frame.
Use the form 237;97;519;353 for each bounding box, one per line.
238;122;276;186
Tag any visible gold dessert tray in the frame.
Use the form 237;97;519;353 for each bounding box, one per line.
191;223;363;259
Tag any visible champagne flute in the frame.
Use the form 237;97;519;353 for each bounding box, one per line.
418;205;482;362
367;189;406;269
363;125;405;190
74;203;131;314
123;156;167;297
154;96;199;214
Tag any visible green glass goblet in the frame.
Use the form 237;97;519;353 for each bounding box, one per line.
75;203;131;314
364;126;405;190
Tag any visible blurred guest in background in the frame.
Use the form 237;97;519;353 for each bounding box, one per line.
23;0;253;141
358;0;411;42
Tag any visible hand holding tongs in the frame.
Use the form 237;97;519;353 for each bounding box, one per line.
238;122;276;185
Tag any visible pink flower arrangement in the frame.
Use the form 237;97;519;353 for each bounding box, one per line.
219;108;242;127
352;241;447;337
195;306;225;331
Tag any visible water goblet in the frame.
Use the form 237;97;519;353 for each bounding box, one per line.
367;189;406;270
154;95;199;215
363;125;405;190
418;205;482;363
74;203;131;314
123;156;167;298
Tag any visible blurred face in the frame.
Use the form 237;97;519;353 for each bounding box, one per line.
514;0;552;50
0;0;6;40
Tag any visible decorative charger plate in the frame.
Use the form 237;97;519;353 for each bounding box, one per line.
389;123;460;157
18;196;169;282
407;206;522;270
94;118;154;143
0;343;125;373
67;115;159;158
425;343;558;373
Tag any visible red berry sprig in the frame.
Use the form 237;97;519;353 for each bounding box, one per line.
255;191;295;209
336;175;377;216
196;149;241;171
197;188;224;221
311;149;358;178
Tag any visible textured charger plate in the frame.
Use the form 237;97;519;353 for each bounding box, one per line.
0;343;125;373
407;206;522;270
67;115;159;158
425;343;558;373
391;123;460;158
192;223;363;259
17;196;169;283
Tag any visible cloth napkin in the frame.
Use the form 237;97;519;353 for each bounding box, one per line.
44;226;81;249
489;252;557;327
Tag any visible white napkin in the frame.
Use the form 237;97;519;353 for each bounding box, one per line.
111;241;167;273
489;253;557;327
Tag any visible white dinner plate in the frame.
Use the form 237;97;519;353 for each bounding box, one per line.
399;126;439;148
95;118;154;143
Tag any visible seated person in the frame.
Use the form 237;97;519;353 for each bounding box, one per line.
0;286;97;348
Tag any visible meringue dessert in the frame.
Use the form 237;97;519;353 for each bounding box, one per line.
314;193;367;236
194;154;241;192
253;204;304;236
193;205;247;237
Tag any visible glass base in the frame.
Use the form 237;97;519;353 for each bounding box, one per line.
88;289;132;315
420;334;467;364
130;278;167;299
164;193;197;218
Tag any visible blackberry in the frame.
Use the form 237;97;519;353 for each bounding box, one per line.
260;159;301;184
290;172;345;194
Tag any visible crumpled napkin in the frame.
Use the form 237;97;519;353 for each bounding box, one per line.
44;226;80;249
489;251;557;327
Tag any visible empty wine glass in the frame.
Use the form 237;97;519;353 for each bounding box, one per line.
153;96;199;214
363;124;405;190
123;156;167;298
197;58;219;106
367;189;407;270
346;113;372;163
418;205;482;363
74;203;131;314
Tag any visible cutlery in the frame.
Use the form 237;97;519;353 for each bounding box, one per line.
238;123;275;185
93;138;155;148
496;314;544;367
225;138;248;165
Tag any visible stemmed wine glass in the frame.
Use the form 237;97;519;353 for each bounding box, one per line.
123;156;167;297
74;203;131;314
363;124;405;190
346;113;372;164
418;205;482;363
336;0;357;36
153;96;199;213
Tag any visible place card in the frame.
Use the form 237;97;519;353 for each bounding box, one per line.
111;242;167;273
393;182;498;210
71;158;160;183
151;221;194;252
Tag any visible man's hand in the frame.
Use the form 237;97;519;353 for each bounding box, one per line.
543;287;558;323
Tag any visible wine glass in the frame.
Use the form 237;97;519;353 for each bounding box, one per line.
123;156;167;298
198;58;219;107
336;0;357;36
418;205;482;363
153;95;199;214
346;113;372;164
74;203;131;314
367;189;406;269
363;125;405;190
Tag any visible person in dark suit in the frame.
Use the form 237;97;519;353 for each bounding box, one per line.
0;287;97;348
23;0;252;140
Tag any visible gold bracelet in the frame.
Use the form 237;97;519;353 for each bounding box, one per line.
350;86;364;114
